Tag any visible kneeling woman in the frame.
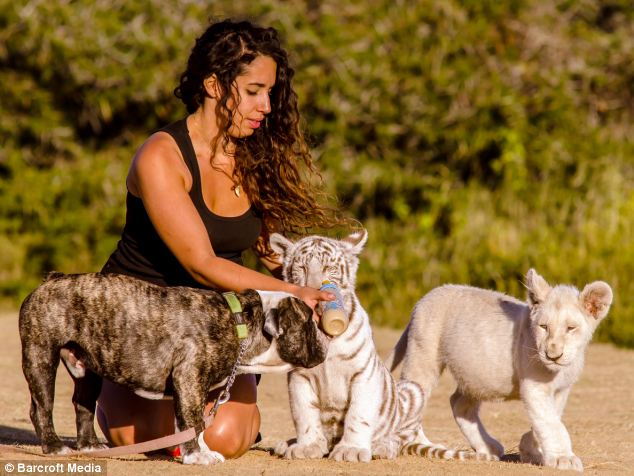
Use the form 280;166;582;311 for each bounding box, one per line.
97;19;341;459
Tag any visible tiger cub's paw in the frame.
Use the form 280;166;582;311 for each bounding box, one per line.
282;441;328;460
372;440;399;459
329;444;372;462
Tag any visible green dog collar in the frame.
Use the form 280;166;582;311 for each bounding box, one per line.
222;292;248;340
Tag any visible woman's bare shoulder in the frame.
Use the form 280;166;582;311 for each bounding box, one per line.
129;131;190;194
136;131;183;165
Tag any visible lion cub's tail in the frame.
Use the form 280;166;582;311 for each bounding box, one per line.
402;443;494;461
384;323;410;373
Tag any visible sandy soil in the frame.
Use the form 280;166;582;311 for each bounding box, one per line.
1;309;632;475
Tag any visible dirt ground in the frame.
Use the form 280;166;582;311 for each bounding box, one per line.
1;309;632;476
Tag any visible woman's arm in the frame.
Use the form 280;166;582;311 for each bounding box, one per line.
129;133;332;309
258;252;284;279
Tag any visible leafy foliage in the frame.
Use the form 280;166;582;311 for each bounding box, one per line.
1;0;633;346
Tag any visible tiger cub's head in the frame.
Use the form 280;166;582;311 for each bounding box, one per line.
269;230;368;308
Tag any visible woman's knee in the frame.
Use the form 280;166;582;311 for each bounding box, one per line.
203;403;260;458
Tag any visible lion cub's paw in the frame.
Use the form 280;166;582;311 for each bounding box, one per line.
329;444;371;462
282;441;328;459
545;454;583;472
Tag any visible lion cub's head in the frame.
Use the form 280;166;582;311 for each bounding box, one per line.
525;269;613;370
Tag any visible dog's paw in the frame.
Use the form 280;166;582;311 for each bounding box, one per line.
544;454;583;472
182;450;225;465
329;444;371;462
78;443;108;453
46;446;73;455
282;441;328;459
182;433;226;465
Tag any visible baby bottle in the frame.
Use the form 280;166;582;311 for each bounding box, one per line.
319;280;349;336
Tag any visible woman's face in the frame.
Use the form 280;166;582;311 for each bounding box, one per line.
229;55;277;138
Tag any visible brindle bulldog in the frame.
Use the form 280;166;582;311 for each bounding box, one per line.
19;272;329;464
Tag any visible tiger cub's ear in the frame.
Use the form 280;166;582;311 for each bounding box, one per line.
270;233;294;261
342;229;368;256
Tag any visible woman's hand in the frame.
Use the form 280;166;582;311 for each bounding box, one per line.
294;286;335;321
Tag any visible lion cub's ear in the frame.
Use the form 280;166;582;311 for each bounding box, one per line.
526;268;552;306
580;281;613;321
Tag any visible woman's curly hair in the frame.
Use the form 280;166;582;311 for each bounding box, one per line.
174;19;346;256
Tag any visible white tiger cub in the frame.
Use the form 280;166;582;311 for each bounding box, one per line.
270;230;475;462
385;269;613;472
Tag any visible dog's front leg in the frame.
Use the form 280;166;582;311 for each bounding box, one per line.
280;371;328;460
172;377;224;465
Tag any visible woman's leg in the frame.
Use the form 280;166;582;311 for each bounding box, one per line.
96;374;260;459
202;374;260;458
96;379;175;447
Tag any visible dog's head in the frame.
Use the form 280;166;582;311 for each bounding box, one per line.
238;291;329;374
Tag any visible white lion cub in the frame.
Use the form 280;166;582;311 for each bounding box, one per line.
386;269;612;472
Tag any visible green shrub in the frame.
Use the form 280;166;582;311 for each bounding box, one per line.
1;0;633;346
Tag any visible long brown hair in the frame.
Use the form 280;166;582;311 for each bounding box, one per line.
175;19;345;255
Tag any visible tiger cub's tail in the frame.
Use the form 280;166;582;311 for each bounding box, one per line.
402;443;498;461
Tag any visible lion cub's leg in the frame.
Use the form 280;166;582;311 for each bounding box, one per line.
520;385;583;471
450;389;503;460
519;430;542;465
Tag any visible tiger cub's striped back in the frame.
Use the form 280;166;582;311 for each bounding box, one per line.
270;230;475;462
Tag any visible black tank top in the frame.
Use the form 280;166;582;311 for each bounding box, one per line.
102;119;263;288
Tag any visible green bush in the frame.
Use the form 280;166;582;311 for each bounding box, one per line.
1;0;633;347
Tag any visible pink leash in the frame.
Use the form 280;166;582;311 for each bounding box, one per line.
79;413;215;457
0;413;213;458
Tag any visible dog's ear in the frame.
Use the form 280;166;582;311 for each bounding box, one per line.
526;268;551;306
580;281;613;322
280;297;312;323
275;298;312;336
270;233;294;263
264;309;282;339
276;297;327;369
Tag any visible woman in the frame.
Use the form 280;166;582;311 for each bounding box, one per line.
97;19;341;459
